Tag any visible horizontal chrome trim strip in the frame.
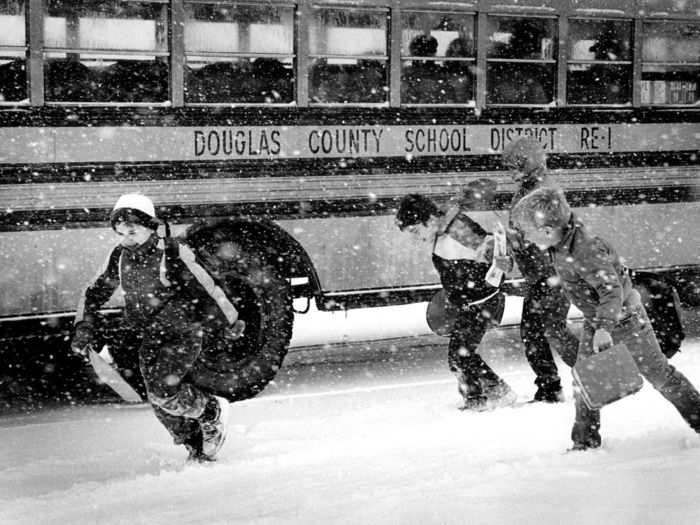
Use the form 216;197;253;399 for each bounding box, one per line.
1;166;697;213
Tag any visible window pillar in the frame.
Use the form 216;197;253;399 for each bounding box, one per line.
170;0;185;107
27;0;44;105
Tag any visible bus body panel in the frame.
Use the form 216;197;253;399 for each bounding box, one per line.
2;202;699;318
0;0;699;324
0;123;698;166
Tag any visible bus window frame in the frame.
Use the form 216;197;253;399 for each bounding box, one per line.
0;0;28;106
565;16;635;107
399;7;477;108
41;0;172;106
639;18;700;107
182;1;297;106
3;0;699;110
0;50;29;106
0;44;26;56
483;12;558;108
307;4;390;106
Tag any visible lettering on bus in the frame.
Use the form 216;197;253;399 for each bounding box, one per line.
193;129;282;157
23;122;683;165
308;128;384;155
404;127;472;154
580;126;612;151
489;126;558;151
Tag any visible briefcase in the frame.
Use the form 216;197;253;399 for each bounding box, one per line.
572;343;643;410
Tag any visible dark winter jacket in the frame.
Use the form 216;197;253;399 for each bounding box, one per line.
508;172;559;284
548;215;635;332
76;233;237;331
433;206;504;307
432;254;499;308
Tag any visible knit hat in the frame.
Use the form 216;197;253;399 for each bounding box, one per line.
109;193;159;231
501;138;547;176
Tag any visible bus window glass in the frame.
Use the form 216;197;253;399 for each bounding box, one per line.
309;8;388;104
639;0;697;15
0;0;26;103
184;3;295;104
400;11;475;105
43;1;169;103
485;16;556;105
641;21;699;106
566;19;632;105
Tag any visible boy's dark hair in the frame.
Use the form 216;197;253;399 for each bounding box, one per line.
110;209;159;231
409;34;438;57
511;186;571;230
396;194;440;230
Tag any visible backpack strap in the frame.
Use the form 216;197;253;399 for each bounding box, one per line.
158;220;176;287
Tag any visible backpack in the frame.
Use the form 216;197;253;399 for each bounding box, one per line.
630;270;685;359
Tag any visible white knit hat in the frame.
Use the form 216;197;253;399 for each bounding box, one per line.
110;193;158;230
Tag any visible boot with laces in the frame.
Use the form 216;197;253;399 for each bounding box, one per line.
199;395;230;461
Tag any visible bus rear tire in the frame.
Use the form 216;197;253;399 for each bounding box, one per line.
186;226;294;402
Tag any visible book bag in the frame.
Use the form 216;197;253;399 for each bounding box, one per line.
630;270;685;359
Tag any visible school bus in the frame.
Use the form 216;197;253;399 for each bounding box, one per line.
1;0;699;373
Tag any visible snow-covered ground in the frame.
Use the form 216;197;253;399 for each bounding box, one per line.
2;321;700;525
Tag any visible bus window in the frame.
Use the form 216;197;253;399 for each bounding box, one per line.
43;1;169;103
639;0;698;15
567;19;632;105
486;16;556;105
0;0;26;103
184;2;295;104
641;21;699;106
309;7;388;104
400;10;475;105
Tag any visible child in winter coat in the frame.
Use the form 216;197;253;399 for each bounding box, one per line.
511;186;700;450
396;179;516;411
502;138;579;403
71;193;245;461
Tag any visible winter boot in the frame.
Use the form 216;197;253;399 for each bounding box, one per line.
571;398;601;451
183;428;210;463
569;439;601;452
199;395;230;460
481;379;518;409
532;378;565;403
532;385;565;403
462;394;490;412
455;372;487;411
186;443;212;463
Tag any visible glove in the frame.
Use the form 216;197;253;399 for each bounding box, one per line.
223;319;246;341
592;328;613;353
71;322;95;357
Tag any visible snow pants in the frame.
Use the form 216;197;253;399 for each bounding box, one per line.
572;305;700;448
521;280;579;391
448;292;506;398
137;303;214;447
